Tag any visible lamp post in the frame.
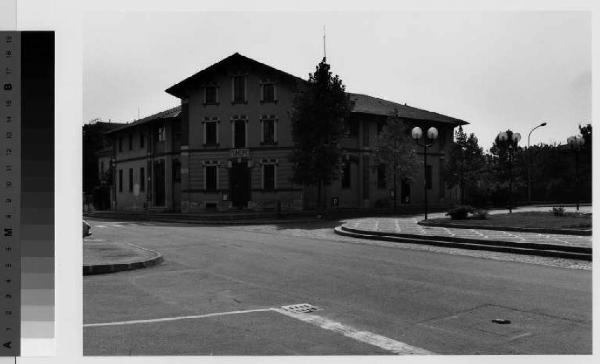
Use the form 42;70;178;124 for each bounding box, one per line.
497;131;521;213
527;122;547;203
411;126;438;220
567;135;585;211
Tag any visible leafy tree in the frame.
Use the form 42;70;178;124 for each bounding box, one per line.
444;126;485;205
289;58;351;209
579;123;592;149
488;129;525;207
372;114;419;210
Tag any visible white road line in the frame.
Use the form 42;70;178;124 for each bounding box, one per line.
83;308;272;328
84;305;433;355
271;308;433;355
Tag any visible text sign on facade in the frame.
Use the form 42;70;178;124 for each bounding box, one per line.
230;148;250;159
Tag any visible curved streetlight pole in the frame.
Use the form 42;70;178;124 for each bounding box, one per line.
411;126;438;220
527;122;547;203
498;131;521;213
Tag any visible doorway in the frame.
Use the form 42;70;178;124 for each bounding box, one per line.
153;159;166;207
230;161;250;208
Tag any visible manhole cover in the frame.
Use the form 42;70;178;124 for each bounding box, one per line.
419;304;585;340
281;303;321;314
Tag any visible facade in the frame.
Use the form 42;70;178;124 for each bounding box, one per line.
105;53;467;212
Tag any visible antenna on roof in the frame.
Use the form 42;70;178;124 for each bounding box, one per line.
323;25;327;62
137;107;140;120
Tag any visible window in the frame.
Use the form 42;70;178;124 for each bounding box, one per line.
140;167;145;192
262;119;275;145
262;83;275;102
348;120;359;137
341;161;351;188
155;125;166;142
377;120;385;135
118;137;123;152
233;76;245;103
205;86;217;104
205;122;217;146
118;169;123;192
263;164;275;191
426;164;432;190
234;119;246;148
438;129;446;149
100;161;104;175
205;165;217;191
140;132;145;148
128;134;133;150
172;160;181;183
377;164;386;189
363;123;370;147
128;168;134;192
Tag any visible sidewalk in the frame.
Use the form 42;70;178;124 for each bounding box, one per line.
335;206;592;261
83;239;163;275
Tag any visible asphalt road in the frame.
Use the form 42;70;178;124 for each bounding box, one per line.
83;219;592;355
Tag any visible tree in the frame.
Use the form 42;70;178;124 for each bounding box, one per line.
289;58;351;209
488;129;525;208
372;114;419;211
444;126;485;205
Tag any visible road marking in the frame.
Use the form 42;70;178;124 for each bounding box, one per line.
83;308;272;328
271;308;433;355
84;305;433;355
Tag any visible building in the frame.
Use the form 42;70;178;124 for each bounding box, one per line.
104;53;467;212
83;119;126;210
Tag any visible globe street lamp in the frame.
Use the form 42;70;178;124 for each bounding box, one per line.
527;122;547;203
567;135;585;211
411;126;438;220
497;131;521;213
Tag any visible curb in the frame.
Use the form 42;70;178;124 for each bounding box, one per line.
418;220;592;236
333;226;591;261
83;244;164;276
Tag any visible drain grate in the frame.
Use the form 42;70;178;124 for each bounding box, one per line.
281;303;321;314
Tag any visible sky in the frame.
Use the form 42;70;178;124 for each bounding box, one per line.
83;11;591;150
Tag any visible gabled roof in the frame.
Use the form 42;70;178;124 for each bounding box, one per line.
349;93;467;126
106;105;181;134
166;52;306;98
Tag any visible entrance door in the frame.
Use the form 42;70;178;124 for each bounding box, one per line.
401;179;411;204
230;161;250;208
172;159;181;211
153;159;166;207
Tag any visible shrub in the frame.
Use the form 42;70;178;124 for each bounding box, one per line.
552;206;566;216
446;205;474;220
471;209;489;220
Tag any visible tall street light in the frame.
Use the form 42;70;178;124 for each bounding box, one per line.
411;126;438;220
527;122;547;203
497;131;521;213
567;135;585;211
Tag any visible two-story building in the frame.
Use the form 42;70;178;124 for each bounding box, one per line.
105;53;467;212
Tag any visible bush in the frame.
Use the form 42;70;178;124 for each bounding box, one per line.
471;209;489;220
446;205;474;220
552;206;566;216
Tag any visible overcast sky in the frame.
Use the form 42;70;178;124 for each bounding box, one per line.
83;11;590;149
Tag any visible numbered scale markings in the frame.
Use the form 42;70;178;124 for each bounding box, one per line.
1;31;20;357
0;31;55;357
